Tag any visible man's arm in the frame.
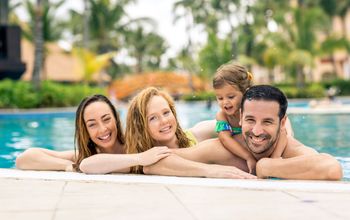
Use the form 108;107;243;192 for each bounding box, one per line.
143;154;256;179
256;137;343;180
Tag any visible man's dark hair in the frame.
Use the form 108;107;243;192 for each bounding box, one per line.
241;85;288;120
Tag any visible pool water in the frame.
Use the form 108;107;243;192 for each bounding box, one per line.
1;102;349;180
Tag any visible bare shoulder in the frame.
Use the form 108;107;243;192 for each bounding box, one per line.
189;120;217;142
282;136;317;158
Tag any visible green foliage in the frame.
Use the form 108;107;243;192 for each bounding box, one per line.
0;80;106;108
173;80;350;101
21;0;65;42
323;79;350;96
181;91;215;101
0;79;40;108
276;83;326;99
198;32;232;79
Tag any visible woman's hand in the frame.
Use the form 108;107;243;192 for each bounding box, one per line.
65;163;74;172
138;146;172;166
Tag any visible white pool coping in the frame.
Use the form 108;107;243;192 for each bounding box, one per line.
1;168;349;192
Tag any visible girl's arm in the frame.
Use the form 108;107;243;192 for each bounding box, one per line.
216;112;256;172
79;146;171;174
15;148;76;171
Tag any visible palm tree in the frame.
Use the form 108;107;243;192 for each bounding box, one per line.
198;32;232;80
336;0;350;38
69;0;154;78
31;0;44;90
0;0;9;24
265;3;327;87
22;0;65;81
125;26;167;73
319;0;350;77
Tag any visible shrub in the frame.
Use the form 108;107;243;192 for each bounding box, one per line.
182;91;216;101
0;79;106;108
327;79;350;96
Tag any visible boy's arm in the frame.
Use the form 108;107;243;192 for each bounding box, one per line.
256;137;343;180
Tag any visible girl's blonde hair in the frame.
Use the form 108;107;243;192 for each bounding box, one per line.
212;63;253;93
74;94;125;171
125;87;190;173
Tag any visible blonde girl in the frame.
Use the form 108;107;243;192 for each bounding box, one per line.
125;87;256;179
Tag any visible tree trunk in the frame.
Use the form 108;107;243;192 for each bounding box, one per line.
188;72;195;92
268;68;274;83
136;54;143;73
83;0;89;49
32;0;44;90
0;0;9;24
296;65;305;88
341;16;348;39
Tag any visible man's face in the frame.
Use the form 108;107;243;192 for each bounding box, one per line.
240;99;286;156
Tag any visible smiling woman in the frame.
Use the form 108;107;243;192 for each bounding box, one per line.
15;94;172;174
125;87;256;179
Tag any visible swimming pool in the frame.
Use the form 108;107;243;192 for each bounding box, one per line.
1;101;349;180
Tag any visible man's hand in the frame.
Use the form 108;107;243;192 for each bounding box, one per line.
256;157;274;179
65;163;74;172
246;156;257;174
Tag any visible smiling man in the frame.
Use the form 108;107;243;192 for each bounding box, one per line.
239;85;343;180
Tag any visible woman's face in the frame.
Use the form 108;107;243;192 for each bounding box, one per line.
83;101;118;152
146;95;177;144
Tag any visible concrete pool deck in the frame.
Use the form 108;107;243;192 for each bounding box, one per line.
1;169;350;220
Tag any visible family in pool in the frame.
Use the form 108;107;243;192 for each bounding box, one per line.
16;63;343;180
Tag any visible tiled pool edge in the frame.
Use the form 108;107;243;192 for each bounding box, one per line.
1;168;349;192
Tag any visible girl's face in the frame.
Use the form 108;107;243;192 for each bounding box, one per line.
146;95;177;145
215;83;243;116
83;101;118;152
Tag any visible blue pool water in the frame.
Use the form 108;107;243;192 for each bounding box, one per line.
1;101;349;180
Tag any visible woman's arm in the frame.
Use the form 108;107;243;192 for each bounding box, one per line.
215;112;256;173
15;148;76;171
189;120;217;142
79;146;171;174
143;154;256;179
